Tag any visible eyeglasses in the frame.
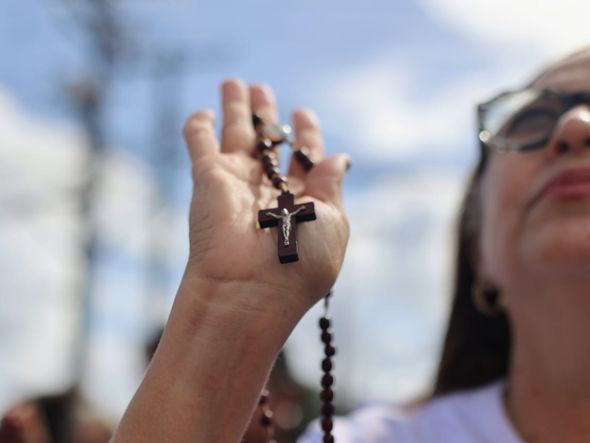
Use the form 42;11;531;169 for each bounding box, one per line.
477;88;590;152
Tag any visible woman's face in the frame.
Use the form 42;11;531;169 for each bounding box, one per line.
478;54;590;292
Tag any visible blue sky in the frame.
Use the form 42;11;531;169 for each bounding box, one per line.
2;0;590;422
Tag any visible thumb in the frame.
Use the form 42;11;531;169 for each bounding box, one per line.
307;154;351;209
183;109;219;164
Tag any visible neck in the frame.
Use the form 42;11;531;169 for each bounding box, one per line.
506;276;590;442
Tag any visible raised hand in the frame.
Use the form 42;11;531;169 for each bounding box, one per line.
112;79;350;443
183;79;350;309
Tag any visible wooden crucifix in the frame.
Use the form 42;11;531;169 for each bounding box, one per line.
258;191;316;263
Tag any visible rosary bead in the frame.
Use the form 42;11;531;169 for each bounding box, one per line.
294;148;315;171
320;389;334;402
257;139;273;152
271;175;287;189
321;331;333;344
266;166;282;180
321;373;334;388
262;154;278;168
321;403;335;417
319;317;331;330
321;418;334;432
321;358;333;372
324;345;336;357
252;113;264;128
323;434;335;443
260;409;273;427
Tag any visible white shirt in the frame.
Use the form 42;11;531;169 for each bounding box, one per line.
298;380;523;443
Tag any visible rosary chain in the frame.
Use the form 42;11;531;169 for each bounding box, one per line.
258;388;277;443
256;291;336;443
319;291;336;443
252;113;333;442
252;113;315;192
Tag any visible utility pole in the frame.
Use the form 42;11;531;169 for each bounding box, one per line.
62;0;125;385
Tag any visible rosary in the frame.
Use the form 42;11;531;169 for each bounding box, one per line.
253;114;336;443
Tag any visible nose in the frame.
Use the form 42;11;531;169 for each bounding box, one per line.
546;105;590;156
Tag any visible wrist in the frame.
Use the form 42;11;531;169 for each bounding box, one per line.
176;271;309;342
115;273;306;443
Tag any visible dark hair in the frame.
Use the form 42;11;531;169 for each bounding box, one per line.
432;152;511;396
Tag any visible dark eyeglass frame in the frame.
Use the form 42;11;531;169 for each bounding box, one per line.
477;88;590;153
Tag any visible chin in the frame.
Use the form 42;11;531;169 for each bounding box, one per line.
521;219;590;276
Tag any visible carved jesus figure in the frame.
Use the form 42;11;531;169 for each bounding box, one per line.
265;207;305;246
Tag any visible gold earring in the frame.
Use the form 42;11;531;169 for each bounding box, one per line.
472;280;505;316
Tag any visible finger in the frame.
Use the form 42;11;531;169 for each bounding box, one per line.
221;78;255;153
306;154;351;210
289;108;325;178
250;83;281;162
249;83;279;125
183;109;219;163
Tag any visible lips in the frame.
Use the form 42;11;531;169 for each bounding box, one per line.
541;168;590;199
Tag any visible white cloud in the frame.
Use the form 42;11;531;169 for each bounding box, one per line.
313;54;527;162
0;88;168;418
0;92;87;413
422;0;590;58
94;151;160;258
313;4;590;164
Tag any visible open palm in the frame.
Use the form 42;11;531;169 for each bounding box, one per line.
183;79;350;309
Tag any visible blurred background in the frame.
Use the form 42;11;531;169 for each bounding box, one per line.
1;0;590;441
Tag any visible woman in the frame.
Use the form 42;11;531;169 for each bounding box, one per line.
112;47;590;443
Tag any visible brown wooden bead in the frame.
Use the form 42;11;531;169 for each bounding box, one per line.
252;113;264;127
325;345;336;357
323;434;335;443
321;331;332;344
321;418;334;432
321;403;335;417
320;389;334;402
262;154;278;168
322;373;334;388
266;166;282;180
263;163;274;174
257;139;273;152
294;148;315;171
271;175;287;188
260;409;273;427
319;317;331;330
321;358;333;372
